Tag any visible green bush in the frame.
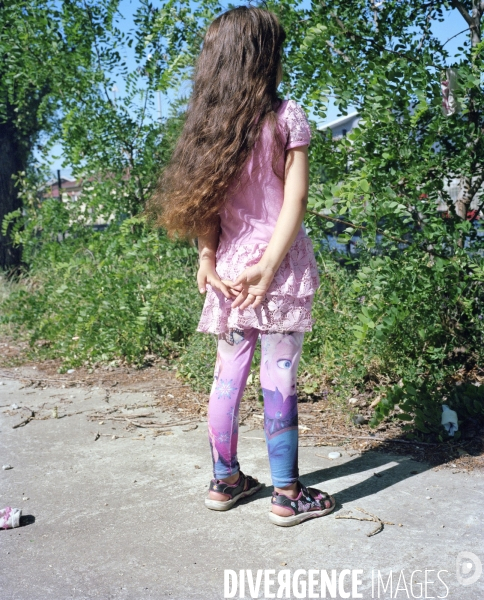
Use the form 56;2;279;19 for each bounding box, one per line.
304;242;484;439
1;215;202;370
2;211;483;439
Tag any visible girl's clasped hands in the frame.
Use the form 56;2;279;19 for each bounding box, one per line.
197;258;275;310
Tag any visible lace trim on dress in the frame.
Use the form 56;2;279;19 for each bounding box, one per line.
216;237;319;298
197;294;315;334
197;237;320;334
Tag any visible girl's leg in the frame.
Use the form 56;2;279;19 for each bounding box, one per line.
260;332;335;523
207;328;258;492
260;331;304;490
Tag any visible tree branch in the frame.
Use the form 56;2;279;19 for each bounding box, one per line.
83;3;115;109
442;28;469;47
469;171;484;200
306;209;409;245
451;0;474;26
418;6;434;51
328;11;443;69
306;208;451;259
132;89;150;145
325;40;352;62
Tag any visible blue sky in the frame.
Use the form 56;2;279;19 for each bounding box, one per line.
47;1;470;175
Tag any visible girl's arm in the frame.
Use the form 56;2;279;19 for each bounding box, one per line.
224;145;309;309
197;220;235;299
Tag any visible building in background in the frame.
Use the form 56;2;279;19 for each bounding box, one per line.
42;174;114;229
44;175;82;202
318;112;360;140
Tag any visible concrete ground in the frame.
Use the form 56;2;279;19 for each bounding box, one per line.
1;376;483;600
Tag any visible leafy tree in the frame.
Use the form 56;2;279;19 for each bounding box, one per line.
0;0;115;270
273;0;484;434
270;0;483;216
1;0;220;256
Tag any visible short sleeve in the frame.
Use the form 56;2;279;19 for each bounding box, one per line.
284;100;311;150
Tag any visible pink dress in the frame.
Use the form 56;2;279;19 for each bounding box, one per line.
197;99;319;334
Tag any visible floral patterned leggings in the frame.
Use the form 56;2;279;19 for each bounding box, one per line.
208;328;304;488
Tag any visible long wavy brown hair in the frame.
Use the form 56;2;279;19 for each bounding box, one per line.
146;6;286;238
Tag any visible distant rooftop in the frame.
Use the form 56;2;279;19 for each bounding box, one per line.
318;111;360;132
44;175;77;187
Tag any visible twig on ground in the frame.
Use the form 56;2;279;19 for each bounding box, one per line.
123;416;201;430
356;507;394;525
335;515;374;522
60;409;94;418
336;507;395;537
182;424;198;432
12;408;35;429
89;411;155;419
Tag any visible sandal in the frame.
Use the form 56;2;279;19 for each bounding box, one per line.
205;471;263;511
269;482;335;527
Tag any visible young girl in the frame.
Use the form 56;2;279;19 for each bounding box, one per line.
151;6;335;526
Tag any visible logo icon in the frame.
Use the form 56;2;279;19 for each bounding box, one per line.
456;551;482;586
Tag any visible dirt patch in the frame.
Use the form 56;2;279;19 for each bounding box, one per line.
1;334;483;471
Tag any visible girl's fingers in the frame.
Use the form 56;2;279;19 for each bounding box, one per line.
197;274;206;294
251;295;264;309
231;273;247;287
221;278;236;287
231;289;248;309
239;293;265;310
210;278;233;300
239;293;257;310
221;279;242;295
231;289;265;309
232;268;257;288
219;282;235;300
